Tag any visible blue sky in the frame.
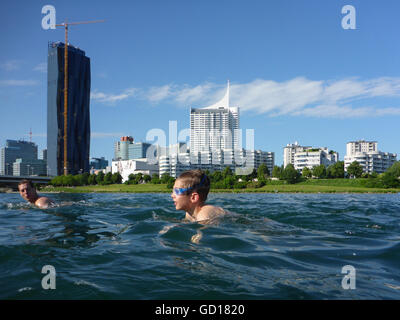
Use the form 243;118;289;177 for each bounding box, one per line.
0;0;399;166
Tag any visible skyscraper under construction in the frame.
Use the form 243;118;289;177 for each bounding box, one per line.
47;42;91;176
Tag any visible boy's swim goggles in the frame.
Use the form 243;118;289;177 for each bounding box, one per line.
172;175;207;196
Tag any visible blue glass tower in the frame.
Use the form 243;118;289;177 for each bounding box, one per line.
47;42;91;176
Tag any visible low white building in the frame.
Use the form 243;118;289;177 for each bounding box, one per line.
112;159;158;183
236;150;274;175
283;141;311;168
159;148;274;178
344;140;397;174
344;151;396;174
294;148;338;171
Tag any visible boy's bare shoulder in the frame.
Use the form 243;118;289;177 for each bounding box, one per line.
197;205;227;221
35;196;54;209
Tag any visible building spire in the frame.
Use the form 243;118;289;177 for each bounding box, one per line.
204;80;230;109
227;79;230;108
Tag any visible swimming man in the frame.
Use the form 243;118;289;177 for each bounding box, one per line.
18;179;54;209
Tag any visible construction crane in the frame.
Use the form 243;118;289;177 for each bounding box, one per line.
55;19;105;176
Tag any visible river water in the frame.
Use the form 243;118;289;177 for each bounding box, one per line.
1;192;400;299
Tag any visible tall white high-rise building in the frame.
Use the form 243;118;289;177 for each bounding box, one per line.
190;81;239;153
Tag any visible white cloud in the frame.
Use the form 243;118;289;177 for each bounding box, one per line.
33;62;47;73
1;60;22;71
173;82;219;105
150;77;400;118
91;88;136;105
90;77;400;117
0;80;39;86
146;84;174;103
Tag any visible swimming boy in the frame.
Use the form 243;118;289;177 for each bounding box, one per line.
171;170;226;223
18;179;54;209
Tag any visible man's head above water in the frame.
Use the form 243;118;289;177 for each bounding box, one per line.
18;179;54;209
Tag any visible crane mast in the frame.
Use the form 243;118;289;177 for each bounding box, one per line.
55;19;104;175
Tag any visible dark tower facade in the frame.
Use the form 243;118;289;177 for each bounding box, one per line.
47;42;91;176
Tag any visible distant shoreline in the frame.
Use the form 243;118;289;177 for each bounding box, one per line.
38;183;400;194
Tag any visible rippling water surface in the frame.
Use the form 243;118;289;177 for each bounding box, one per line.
1;192;400;299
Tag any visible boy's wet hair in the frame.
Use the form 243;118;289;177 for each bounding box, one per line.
177;170;210;202
18;179;34;188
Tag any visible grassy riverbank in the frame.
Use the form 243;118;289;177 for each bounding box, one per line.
42;179;400;194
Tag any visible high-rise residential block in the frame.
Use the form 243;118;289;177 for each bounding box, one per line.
190;82;239;153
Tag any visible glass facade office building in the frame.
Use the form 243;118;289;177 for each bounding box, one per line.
47;42;91;176
0;140;38;175
129;143;151;159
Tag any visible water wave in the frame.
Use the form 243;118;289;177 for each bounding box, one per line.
1;192;400;299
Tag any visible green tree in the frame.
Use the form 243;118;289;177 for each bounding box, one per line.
142;174;151;183
386;161;400;177
50;176;62;186
64;174;76;186
212;171;223;182
302;167;312;178
81;172;90;185
312;164;326;179
73;174;84;186
347;161;363;178
151;173;161;184
161;173;172;184
103;172;113;185
111;172;122;184
282;164;300;184
223;175;235;188
272;165;283;179
257;164;269;181
327;161;344;179
88;174;97;185
369;171;379;179
233;181;247;189
96;171;105;185
247;168;257;181
222;166;233;178
380;173;400;188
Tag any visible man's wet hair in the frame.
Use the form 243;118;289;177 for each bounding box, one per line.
18;179;34;189
177;170;210;202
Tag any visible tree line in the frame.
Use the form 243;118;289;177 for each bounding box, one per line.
50;172;123;186
48;160;400;189
271;161;400;188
